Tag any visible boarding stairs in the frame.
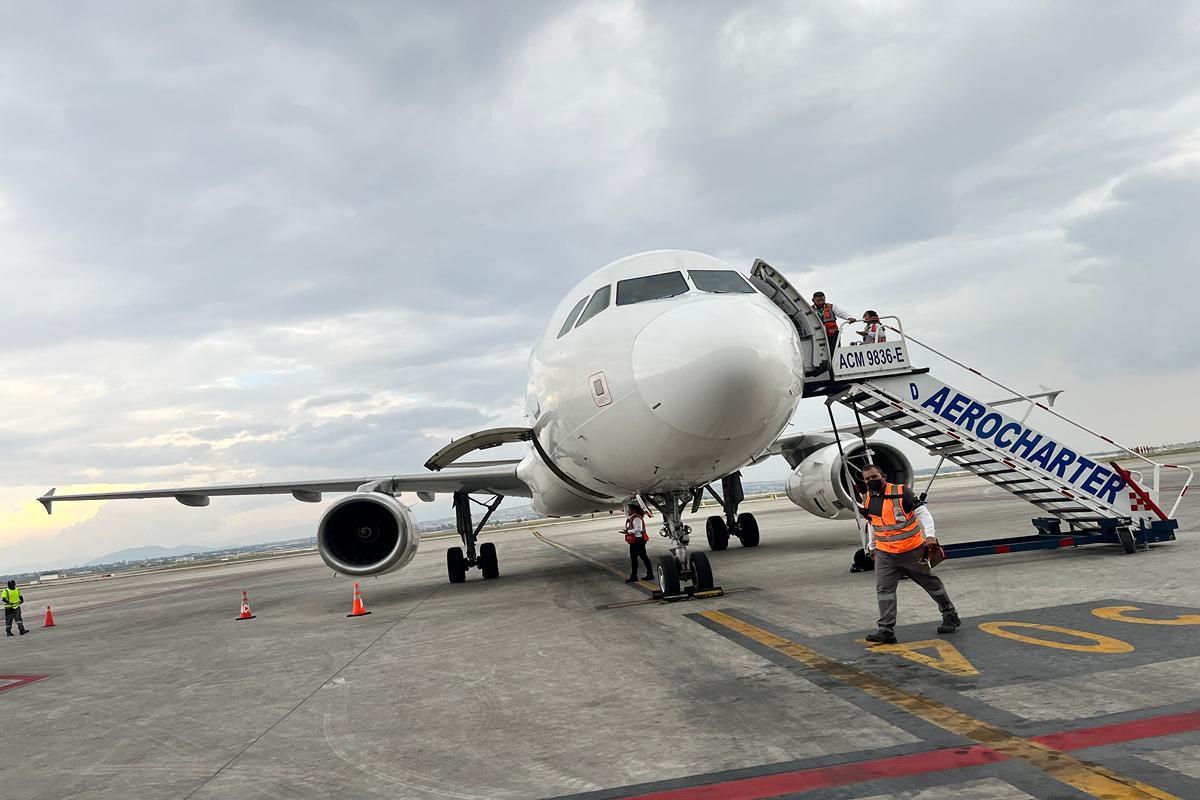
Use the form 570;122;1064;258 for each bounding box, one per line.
840;379;1124;528
750;259;1192;556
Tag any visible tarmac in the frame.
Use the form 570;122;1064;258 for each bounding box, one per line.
2;451;1199;800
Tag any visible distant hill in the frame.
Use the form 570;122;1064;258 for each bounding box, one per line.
86;544;215;566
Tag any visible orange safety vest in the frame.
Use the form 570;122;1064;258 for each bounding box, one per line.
815;304;838;336
863;483;925;554
624;514;649;544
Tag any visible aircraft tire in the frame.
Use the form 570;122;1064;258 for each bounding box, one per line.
1117;527;1136;555
706;516;729;551
656;554;681;596
479;542;500;578
736;513;760;547
447;547;467;584
690;552;714;591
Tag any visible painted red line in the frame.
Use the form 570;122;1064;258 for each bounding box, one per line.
625;745;1001;800
1033;710;1200;751
0;674;49;694
620;708;1200;800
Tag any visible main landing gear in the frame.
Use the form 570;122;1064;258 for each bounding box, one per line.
446;490;502;584
645;490;716;597
703;472;760;552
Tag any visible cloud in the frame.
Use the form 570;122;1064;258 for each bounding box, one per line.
2;2;1199;569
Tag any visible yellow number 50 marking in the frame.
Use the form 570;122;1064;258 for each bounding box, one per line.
979;622;1134;653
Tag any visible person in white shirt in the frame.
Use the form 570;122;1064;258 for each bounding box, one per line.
623;502;654;582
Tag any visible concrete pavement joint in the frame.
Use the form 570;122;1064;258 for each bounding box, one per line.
179;582;444;799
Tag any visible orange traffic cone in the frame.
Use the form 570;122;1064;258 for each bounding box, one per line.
235;591;256;621
43;606;56;628
346;582;371;617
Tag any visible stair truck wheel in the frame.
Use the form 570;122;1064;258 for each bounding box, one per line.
737;513;760;547
1117;527;1137;555
706;516;730;551
852;548;876;572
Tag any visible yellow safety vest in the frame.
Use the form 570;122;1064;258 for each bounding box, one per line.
863;483;925;554
1;587;21;607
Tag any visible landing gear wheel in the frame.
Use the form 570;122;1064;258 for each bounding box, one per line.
706;516;729;551
479;542;500;578
689;552;714;591
851;548;875;572
736;513;760;547
656;554;681;596
447;547;467;584
1117;527;1136;555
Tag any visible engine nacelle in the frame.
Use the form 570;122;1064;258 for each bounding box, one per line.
317;492;419;576
785;440;913;520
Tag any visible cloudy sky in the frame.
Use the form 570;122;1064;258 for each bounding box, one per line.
3;2;1198;571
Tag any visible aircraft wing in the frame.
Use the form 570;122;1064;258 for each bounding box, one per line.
37;463;531;515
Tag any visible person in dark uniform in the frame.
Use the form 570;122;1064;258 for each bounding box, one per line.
623;502;654;582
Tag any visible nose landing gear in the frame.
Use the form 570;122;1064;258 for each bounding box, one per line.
703;472;760;551
646;490;718;597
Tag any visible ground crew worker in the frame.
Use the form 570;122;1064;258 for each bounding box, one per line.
623;502;654;582
859;310;887;344
811;291;856;353
3;580;29;636
860;465;960;644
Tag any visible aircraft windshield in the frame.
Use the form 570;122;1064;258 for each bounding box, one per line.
575;285;611;328
689;269;755;294
616;271;689;306
557;296;589;338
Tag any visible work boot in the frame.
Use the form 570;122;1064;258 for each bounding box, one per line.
642;573;654;582
19;627;28;635
5;630;11;637
937;613;961;634
865;629;897;645
625;575;638;583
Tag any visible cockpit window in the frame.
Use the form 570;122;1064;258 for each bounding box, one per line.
575;285;611;328
616;271;689;306
557;296;589;338
689;269;755;294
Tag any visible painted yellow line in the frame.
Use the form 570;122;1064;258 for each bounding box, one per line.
979;621;1134;654
1093;605;1200;626
701;610;1178;800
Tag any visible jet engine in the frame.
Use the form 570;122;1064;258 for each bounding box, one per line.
785;440;913;520
317;492;419;576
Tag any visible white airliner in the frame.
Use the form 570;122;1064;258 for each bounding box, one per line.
38;251;917;595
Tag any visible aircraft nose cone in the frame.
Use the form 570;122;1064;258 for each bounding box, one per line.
632;300;802;439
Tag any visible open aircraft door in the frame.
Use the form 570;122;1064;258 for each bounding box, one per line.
749;258;831;377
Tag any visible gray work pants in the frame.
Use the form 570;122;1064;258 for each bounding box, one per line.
875;547;955;633
5;606;25;632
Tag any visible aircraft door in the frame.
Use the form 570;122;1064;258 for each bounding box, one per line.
749;259;830;377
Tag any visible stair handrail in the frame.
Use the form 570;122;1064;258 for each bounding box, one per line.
866;321;1193;520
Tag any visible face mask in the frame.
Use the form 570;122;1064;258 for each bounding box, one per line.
866;478;885;494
